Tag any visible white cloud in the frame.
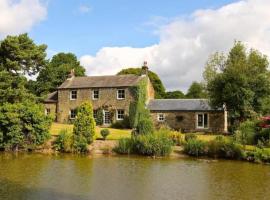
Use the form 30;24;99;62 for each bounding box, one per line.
0;0;47;38
78;5;91;14
80;0;270;92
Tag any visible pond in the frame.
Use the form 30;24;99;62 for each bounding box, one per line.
0;153;269;200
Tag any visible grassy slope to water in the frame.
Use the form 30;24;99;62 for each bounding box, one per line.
50;123;131;140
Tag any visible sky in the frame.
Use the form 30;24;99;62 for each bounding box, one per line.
1;0;270;92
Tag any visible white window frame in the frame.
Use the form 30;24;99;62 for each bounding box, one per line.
45;108;50;115
92;90;99;100
196;113;209;129
70;90;77;100
117;89;125;100
157;113;165;122
116;109;125;121
69;109;76;119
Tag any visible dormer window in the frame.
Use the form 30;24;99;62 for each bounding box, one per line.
117;89;125;99
92;90;99;100
70;90;77;100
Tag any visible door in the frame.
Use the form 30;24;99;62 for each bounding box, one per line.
103;110;111;125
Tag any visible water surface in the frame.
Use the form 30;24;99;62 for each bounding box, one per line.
0;153;269;200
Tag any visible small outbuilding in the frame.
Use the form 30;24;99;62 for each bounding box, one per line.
147;99;227;133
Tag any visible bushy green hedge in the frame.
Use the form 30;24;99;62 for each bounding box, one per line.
73;101;95;152
114;129;173;156
100;129;110;140
184;136;244;159
183;139;206;157
0;102;52;151
53;129;72;152
246;148;270;163
184;133;197;142
110;116;131;129
235;120;257;145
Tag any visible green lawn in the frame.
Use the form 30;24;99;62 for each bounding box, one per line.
50;123;131;140
50;123;228;142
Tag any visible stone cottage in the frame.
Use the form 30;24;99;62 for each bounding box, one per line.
44;63;227;133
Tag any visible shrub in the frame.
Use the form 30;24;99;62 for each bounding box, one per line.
255;128;270;146
95;109;103;126
169;132;184;146
100;129;110;140
73;135;88;153
53;129;72;152
207;136;244;159
73;102;95;145
0;102;52;151
133;131;173;156
246;148;270;163
184;133;197;142
183;139;206;157
137;118;154;135
235;120;256;145
114;130;173;157
110;116;131;129
113;138;133;154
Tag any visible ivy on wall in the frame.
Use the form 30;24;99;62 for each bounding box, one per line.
129;78;153;133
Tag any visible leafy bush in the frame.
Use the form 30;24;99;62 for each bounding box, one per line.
95;109;103;126
0;102;52;151
133;130;173;156
114;130;173;156
184;133;197;142
246;148;270;163
207;136;244;159
255;128;270;146
53;129;72;152
113;138;133;154
183;139;206;157
235;120;256;145
169;132;184;146
100;129;110;140
73;135;88;153
73;102;95;145
137;118;154;135
110;116;131;129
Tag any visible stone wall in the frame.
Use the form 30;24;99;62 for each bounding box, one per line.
57;87;136;123
150;111;226;133
44;103;57;121
146;77;155;102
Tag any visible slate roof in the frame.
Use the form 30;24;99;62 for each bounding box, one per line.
58;75;144;89
44;91;58;103
147;99;221;111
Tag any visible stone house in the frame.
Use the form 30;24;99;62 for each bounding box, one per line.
44;64;227;133
147;99;227;133
44;65;155;124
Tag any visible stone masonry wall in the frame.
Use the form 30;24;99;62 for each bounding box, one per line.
57;87;135;123
44;103;57;121
150;111;226;133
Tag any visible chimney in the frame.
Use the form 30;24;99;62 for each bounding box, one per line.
67;69;75;80
141;61;149;76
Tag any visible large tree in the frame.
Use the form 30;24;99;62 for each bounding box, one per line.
117;68;166;98
34;52;86;95
186;81;207;99
0;33;47;76
205;42;270;126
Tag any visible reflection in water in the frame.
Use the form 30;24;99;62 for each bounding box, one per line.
0;153;269;200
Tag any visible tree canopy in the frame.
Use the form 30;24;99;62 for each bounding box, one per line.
164;90;185;99
186;81;207;99
117;68;166;98
205;42;270;126
34;52;86;95
0;33;47;76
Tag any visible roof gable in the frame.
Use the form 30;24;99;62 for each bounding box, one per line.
58;75;144;89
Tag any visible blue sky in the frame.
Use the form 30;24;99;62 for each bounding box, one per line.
29;0;236;57
2;0;268;91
